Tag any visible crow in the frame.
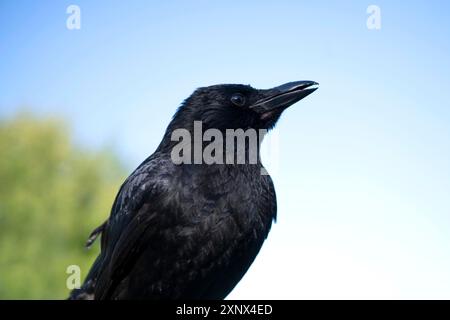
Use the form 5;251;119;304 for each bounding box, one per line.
69;80;318;300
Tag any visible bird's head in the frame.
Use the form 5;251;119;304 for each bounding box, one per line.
168;81;319;132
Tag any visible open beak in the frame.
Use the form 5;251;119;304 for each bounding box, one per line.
250;81;319;118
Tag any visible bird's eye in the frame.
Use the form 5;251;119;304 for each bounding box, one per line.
230;93;246;107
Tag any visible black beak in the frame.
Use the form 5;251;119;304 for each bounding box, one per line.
250;81;319;117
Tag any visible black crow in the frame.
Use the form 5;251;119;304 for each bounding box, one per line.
69;81;318;300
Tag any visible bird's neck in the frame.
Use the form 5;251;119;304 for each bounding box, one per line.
156;121;267;167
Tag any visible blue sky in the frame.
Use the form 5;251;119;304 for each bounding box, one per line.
1;0;450;298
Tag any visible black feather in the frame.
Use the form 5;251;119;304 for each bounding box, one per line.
68;81;317;300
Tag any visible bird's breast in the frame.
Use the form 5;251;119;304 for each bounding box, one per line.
172;164;276;237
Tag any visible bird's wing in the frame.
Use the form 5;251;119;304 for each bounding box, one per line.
92;157;174;299
95;204;160;299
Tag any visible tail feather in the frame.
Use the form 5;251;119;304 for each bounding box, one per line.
68;222;107;300
68;255;104;300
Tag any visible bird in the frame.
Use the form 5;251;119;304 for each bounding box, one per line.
69;80;319;300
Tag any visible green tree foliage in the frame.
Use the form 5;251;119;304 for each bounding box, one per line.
0;113;127;299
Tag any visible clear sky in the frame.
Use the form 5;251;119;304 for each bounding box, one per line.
1;0;450;299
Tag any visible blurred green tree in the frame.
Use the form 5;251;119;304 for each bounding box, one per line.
0;113;127;299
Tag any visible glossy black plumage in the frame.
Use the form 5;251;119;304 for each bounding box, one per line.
69;81;318;300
